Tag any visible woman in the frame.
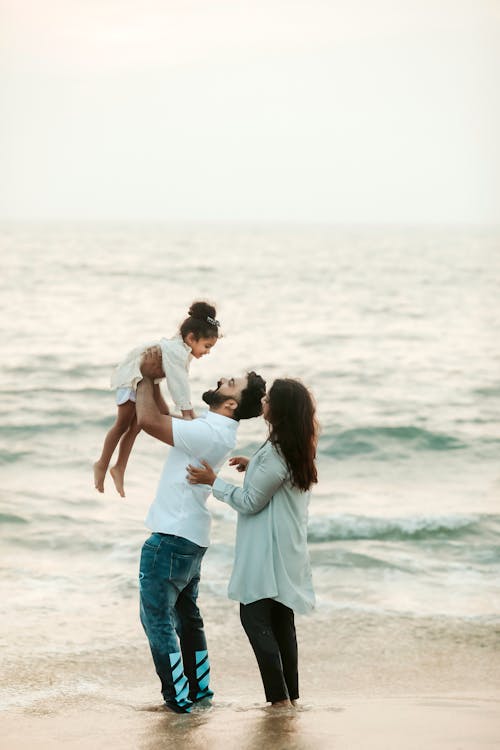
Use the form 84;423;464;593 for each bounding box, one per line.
187;378;318;708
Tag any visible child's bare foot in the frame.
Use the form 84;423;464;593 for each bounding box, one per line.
93;461;106;492
110;465;126;498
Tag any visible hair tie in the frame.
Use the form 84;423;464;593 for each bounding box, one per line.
206;316;220;327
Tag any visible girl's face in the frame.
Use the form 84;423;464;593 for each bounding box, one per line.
187;334;218;359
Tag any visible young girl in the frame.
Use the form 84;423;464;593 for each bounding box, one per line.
93;301;220;497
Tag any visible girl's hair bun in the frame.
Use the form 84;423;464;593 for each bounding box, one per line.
188;301;216;321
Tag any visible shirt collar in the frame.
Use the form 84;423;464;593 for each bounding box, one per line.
204;410;239;430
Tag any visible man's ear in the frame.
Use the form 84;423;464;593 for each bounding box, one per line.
224;398;239;412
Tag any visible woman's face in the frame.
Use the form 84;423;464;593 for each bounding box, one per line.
261;393;271;422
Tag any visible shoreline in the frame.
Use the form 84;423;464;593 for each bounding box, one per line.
1;693;499;750
2;605;499;749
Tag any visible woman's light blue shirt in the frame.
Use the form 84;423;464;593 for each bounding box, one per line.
212;440;315;614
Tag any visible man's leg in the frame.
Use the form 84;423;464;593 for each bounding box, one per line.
139;534;194;713
270;601;299;701
175;563;214;703
240;599;289;703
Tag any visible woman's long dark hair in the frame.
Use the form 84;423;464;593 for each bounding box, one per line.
267;378;318;492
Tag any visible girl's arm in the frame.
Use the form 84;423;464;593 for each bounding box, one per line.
163;345;193;415
181;409;196;420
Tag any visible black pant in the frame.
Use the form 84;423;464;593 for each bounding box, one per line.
240;599;299;703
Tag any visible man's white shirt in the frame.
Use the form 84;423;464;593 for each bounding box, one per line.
145;411;238;546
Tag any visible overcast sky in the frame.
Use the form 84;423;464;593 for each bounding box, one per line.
1;0;499;223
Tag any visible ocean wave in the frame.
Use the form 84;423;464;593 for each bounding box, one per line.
309;547;414;571
307;513;500;543
319;426;466;457
0;450;31;464
4;363;107;378
0;416;114;434
6;532;119;553
473;385;500;398
0;420;477;450
0;386;108;396
0;512;29;525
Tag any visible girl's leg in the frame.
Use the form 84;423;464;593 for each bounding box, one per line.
110;413;141;497
110;384;167;497
270;602;299;702
110;386;167;497
239;600;291;705
93;401;136;492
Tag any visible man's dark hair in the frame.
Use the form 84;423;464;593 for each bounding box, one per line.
233;371;266;421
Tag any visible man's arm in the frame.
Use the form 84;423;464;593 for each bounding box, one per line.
153;383;170;415
136;378;174;446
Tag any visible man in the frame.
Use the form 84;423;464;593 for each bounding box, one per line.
136;350;266;714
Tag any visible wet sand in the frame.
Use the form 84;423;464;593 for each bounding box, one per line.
1;694;499;750
1;605;499;749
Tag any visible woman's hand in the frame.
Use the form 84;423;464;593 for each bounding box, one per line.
228;456;249;473
187;460;217;486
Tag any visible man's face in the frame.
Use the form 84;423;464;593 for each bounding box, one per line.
202;376;248;407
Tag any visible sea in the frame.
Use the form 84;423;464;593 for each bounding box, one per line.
1;223;499;719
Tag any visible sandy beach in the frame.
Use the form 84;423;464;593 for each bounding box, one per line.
2;603;499;750
2;695;499;750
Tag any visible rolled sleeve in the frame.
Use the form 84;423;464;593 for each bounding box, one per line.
172;418;211;456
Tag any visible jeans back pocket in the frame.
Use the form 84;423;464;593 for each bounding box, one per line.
169;551;198;589
143;533;164;550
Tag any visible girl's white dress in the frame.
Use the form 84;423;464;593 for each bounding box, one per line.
110;334;193;409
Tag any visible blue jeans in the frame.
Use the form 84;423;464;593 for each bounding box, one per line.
139;533;212;713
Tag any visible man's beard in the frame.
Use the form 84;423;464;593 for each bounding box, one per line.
202;388;230;407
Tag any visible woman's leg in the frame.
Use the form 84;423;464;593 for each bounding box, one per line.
110;413;141;497
94;401;136;492
271;601;299;701
240;599;290;705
